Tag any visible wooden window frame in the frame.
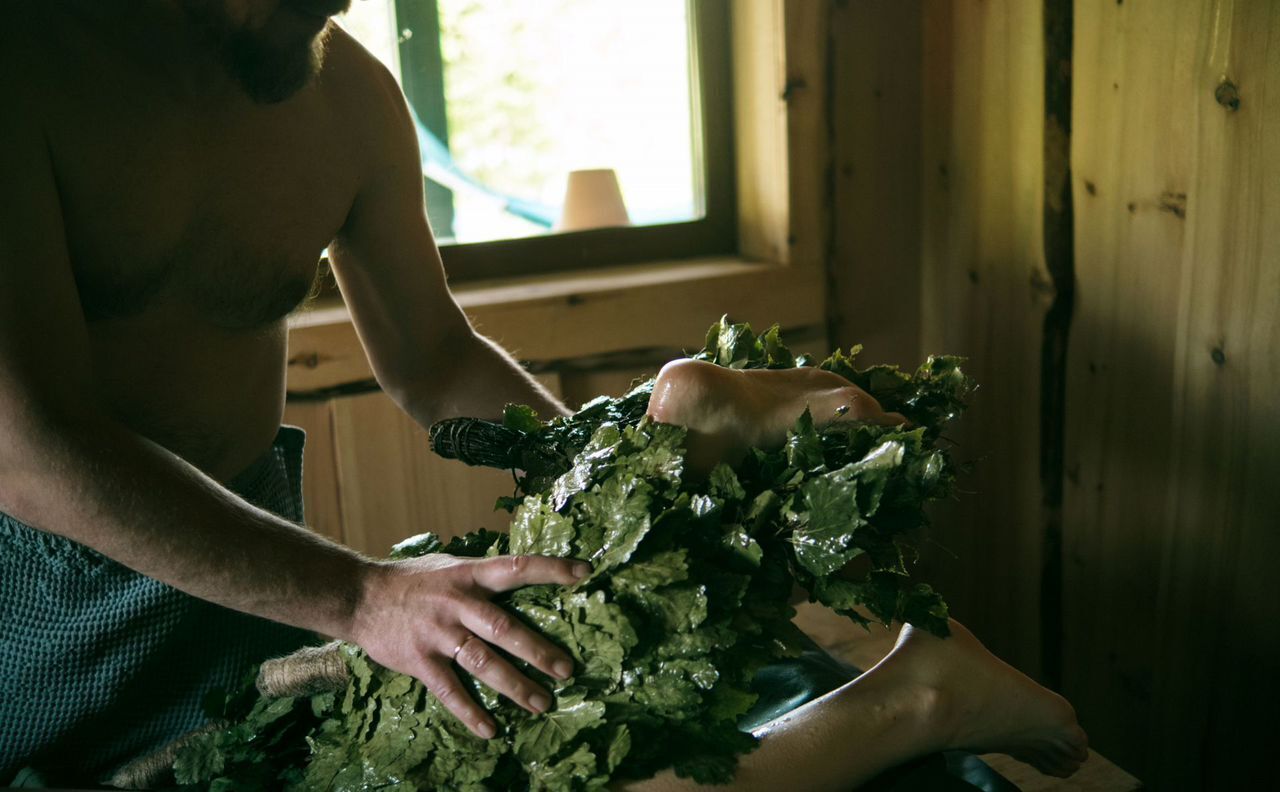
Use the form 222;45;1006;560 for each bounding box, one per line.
292;0;826;389
393;0;737;282
394;0;457;239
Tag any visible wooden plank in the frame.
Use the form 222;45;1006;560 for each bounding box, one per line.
978;751;1140;792
328;391;517;556
325;373;561;555
732;0;790;264
917;0;1048;681
281;399;344;544
1062;0;1196;779
726;0;827;271
1065;1;1280;788
781;0;830;274
559;366;657;412
287;258;825;393
830;1;924;367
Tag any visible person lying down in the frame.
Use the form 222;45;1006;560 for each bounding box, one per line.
126;328;1088;791
632;360;1089;790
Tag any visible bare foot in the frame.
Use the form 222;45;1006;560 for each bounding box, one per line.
647;359;906;478
872;620;1089;778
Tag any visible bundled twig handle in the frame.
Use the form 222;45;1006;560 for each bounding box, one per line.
429;417;523;469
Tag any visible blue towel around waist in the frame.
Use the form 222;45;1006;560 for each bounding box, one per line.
0;426;314;786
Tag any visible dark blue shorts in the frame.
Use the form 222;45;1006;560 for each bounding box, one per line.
1;426;314;786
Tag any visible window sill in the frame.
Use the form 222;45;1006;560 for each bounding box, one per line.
286;256;825;394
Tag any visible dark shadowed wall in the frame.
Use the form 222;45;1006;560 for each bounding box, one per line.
827;1;1279;788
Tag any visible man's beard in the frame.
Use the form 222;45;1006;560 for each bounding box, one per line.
224;22;332;104
182;1;347;104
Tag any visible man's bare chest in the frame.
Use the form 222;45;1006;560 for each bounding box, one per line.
53;86;360;329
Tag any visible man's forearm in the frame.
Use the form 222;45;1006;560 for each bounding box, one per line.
394;330;569;429
1;413;369;640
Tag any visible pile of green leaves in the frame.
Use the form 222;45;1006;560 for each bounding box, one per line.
171;319;973;791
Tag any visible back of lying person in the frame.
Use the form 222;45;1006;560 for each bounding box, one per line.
0;1;588;783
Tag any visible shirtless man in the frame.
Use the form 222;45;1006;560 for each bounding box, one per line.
1;1;1087;786
1;0;588;783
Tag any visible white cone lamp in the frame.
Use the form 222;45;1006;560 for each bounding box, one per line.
555;168;631;232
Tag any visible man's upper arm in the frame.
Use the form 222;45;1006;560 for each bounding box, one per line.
0;69;99;448
325;32;473;395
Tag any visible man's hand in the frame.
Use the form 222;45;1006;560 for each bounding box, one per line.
352;553;591;738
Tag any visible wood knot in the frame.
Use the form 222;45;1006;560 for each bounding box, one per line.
1215;80;1241;112
781;77;807;102
565;293;586;307
1210;346;1226;367
1085;180;1098;196
1159;191;1187;219
288;352;324;370
1030;268;1056;296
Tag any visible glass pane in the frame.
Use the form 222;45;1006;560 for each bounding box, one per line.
337;0;698;246
336;0;401;74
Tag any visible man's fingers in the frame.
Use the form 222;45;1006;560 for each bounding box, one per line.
452;634;553;716
418;660;497;740
461;601;575;681
471;554;591;592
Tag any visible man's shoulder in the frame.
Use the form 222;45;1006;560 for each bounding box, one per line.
318;26;412;133
313;25;419;181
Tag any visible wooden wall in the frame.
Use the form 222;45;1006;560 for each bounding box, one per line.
830;0;923;369
830;0;1280;787
282;376;562;555
918;0;1052;684
1065;1;1279;787
833;0;1050;680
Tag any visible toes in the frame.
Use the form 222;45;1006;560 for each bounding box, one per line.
1012;746;1057;777
1070;725;1090;759
1031;752;1073;778
1042;742;1086;778
1052;757;1084;778
1033;753;1067;778
1017;743;1083;779
1055;729;1090;763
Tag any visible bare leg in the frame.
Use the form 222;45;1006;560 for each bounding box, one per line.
616;619;1087;792
793;601;902;671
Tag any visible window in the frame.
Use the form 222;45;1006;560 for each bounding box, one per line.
336;0;734;281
